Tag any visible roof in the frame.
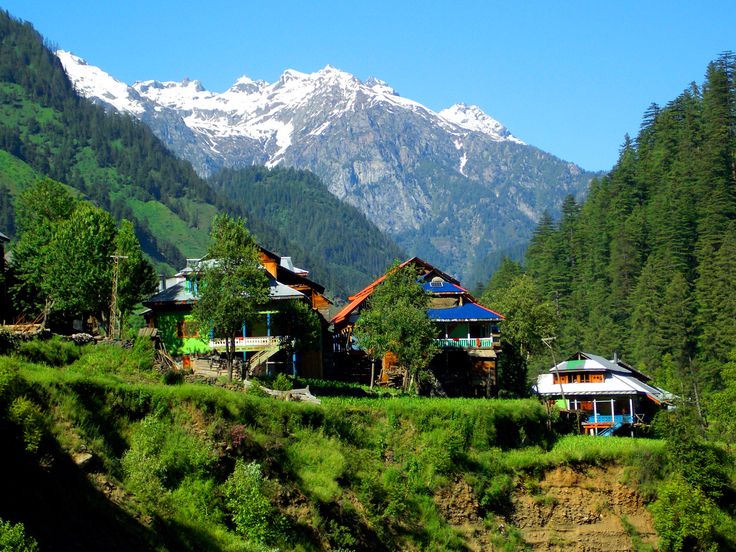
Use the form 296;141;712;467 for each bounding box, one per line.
535;372;669;402
551;355;630;375
143;281;195;306
428;302;504;322
550;352;651;381
422;280;466;294
143;277;304;307
280;256;309;276
0;231;9;242
331;257;464;326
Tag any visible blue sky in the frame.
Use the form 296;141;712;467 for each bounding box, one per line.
3;0;734;171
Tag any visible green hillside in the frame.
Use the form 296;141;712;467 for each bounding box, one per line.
0;10;399;297
1;338;734;550
209;167;404;295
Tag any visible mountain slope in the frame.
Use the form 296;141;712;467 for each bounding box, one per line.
208;166;404;294
0;11;400;297
58;53;597;281
523;53;736;388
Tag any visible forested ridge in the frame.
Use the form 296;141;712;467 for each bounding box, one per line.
209;167;404;295
519;53;736;396
0;10;399;298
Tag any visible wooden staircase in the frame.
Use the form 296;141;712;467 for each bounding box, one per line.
247;344;284;376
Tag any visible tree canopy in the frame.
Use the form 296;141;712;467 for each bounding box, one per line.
353;262;439;392
10;178;155;329
193;214;270;380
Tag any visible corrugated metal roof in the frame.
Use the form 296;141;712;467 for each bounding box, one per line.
331;257;482;326
144;282;195;305
535;372;668;399
143;277;304;306
428;302;504;321
550;353;635;375
422;280;465;294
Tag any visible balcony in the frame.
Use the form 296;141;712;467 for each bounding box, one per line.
209;335;288;353
434;337;498;349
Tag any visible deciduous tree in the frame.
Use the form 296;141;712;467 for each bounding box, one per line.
193;215;269;381
353;263;439;392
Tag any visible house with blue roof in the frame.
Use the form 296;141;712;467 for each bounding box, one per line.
331;257;504;394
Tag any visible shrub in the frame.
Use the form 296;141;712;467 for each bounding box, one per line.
651;475;718;552
0;519;39;552
480;473;515;514
223;460;284;544
0;329;18;355
171;476;224;526
161;369;184;385
271;373;293;391
122;415;216;514
286;431;345;502
17;336;81;366
8;397;44;453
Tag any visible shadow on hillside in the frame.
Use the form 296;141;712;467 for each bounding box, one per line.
0;438;160;551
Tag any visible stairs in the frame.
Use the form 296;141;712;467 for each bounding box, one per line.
247;345;282;376
598;421;625;437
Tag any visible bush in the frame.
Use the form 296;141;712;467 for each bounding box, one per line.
17;336;81;366
480;473;515;514
223;460;285;544
161;369;184;385
122;415;216;514
0;519;39;552
0;329;18;355
651;475;718;552
271;373;293;391
8;397;44;453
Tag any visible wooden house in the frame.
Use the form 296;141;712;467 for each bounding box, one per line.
534;352;672;436
331;257;504;395
143;247;331;378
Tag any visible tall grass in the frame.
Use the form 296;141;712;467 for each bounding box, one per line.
0;345;677;551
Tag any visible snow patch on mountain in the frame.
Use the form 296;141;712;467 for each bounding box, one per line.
57;50;145;115
439;103;524;144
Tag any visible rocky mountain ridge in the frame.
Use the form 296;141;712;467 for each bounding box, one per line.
57;51;597;280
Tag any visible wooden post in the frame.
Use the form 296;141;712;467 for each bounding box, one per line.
593;400;598;436
611;399;615;434
629;397;635;437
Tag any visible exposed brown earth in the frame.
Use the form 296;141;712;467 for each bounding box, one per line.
510;465;656;551
434;465;656;551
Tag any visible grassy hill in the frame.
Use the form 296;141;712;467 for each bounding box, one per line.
1;336;734;550
0;10;400;297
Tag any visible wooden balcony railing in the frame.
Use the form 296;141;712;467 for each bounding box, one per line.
209;335;287;352
434;337;498;349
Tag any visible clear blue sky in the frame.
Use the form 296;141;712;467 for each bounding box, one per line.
3;0;734;171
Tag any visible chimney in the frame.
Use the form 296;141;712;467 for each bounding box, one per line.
613;351;619;364
159;272;167;292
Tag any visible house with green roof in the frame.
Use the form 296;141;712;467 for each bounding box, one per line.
534;352;673;436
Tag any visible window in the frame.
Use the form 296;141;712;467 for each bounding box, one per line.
553;372;605;384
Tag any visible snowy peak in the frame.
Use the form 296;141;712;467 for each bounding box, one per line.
57;50;145;115
132;78;215;111
227;76;267;94
439;103;524;144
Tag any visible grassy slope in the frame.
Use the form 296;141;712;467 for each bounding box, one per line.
1;341;698;551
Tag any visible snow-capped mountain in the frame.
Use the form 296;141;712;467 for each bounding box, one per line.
57;51;595;280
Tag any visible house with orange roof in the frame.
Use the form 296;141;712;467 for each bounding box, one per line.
331;258;504;395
